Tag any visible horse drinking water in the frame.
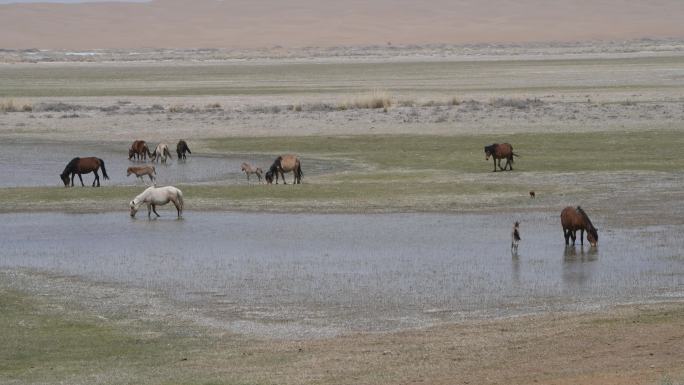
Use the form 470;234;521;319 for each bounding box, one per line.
129;140;152;161
151;143;173;163
561;206;598;247
176;140;191;160
129;185;184;219
60;157;109;187
484;143;518;172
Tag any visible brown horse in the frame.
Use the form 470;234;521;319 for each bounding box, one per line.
484;143;518;172
60;157;109;187
129;140;152;161
267;155;303;184
176;140;191;160
561;206;598;247
127;165;156;183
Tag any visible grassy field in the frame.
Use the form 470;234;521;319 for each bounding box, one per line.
1;130;681;215
1;56;683;98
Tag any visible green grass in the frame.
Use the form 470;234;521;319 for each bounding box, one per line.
205;130;684;173
0;290;173;383
1;130;682;214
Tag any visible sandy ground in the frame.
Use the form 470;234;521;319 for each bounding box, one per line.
2;269;683;385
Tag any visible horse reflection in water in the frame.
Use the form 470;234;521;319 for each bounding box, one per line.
129;186;184;219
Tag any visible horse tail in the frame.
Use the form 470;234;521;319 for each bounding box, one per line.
176;189;184;213
512;152;520;157
296;160;303;180
99;158;110;180
165;147;173;159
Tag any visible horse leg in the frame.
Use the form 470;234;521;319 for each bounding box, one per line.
172;198;181;218
93;170;100;187
580;229;584;246
570;230;577;246
281;170;287;185
77;173;85;187
564;229;570;245
508;157;513;171
147;204;152;219
70;173;75;187
152;204;160;217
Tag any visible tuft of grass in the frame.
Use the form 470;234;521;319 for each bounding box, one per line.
0;99;32;112
338;90;392;110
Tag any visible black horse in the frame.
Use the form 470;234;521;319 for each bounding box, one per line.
176;140;192;160
60;157;109;187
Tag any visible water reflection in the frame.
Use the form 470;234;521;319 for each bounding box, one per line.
562;246;599;286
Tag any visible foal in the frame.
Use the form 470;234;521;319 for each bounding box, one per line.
241;162;263;182
127;165;156;184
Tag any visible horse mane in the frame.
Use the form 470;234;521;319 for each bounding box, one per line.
576;206;597;233
269;156;282;173
61;157;80;176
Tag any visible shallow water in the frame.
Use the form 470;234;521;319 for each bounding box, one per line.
1;211;682;337
0;140;274;187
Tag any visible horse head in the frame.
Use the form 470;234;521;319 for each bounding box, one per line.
588;228;598;247
129;200;139;217
128;148;135;159
484;144;496;160
59;173;70;187
265;170;274;184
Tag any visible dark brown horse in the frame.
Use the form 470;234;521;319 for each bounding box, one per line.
60;157;109;187
129;140;152;161
176;140;191;160
484;143;518;172
267;154;303;184
561;206;598;247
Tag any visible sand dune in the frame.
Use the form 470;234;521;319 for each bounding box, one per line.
0;0;683;49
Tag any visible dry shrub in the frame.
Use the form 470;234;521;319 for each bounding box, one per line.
339;90;392;110
1;99;32;112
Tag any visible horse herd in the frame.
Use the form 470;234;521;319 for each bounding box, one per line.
58;140;597;247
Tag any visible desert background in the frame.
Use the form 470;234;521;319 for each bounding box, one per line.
1;0;684;49
1;1;684;385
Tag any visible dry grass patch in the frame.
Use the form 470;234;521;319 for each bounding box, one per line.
338;90;392;110
0;99;32;112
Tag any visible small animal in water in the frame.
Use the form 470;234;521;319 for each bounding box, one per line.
529;191;536;198
511;221;521;252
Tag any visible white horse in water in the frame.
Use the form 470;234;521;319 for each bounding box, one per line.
151;142;173;163
129;186;183;219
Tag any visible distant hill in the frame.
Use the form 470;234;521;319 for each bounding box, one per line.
1;0;683;49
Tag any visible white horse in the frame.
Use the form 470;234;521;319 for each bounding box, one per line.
129;185;183;218
151;142;173;163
